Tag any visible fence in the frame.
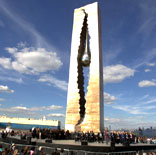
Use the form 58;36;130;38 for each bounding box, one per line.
0;141;137;155
1;141;156;155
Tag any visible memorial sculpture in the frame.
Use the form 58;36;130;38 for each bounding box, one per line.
65;2;104;133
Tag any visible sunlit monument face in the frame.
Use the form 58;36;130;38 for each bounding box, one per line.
65;2;104;133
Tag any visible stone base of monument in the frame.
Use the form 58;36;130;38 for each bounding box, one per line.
75;125;81;132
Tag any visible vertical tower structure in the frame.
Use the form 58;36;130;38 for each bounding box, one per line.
65;2;104;133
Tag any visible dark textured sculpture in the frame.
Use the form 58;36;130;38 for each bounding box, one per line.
76;10;91;125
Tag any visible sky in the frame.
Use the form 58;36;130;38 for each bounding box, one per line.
0;0;156;130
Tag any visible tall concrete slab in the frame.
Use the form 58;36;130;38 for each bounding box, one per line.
65;2;104;133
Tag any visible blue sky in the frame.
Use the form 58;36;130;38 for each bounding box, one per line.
0;0;156;130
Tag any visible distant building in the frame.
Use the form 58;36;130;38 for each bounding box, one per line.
0;115;60;130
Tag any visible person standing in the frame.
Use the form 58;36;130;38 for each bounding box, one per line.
104;128;109;145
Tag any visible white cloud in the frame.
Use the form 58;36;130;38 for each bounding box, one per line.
138;16;156;37
28;105;63;111
12;61;29;74
0;85;14;93
49;105;63;110
143;98;156;105
0;76;23;84
138;94;149;101
103;47;122;66
47;113;65;117
145;105;156;110
147;63;155;67
138;1;156;40
0;105;63;117
29;105;63;111
9;105;63;112
12;106;28;110
104;92;116;104
14;48;62;72
144;69;151;72
0;106;36;116
138;80;156;87
6;47;18;54
104;64;135;83
0;98;5;102
38;75;68;91
104;117;120;123
133;49;156;69
17;42;27;48
0;57;12;69
112;105;147;115
0;47;63;74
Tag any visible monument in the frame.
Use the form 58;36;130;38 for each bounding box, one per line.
65;2;104;133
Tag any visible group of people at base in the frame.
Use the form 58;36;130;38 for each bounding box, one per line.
1;127;139;145
30;128;70;140
110;131;136;144
29;128;149;145
75;128;137;145
1;126;143;146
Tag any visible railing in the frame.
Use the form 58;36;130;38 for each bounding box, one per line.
0;141;137;155
109;152;136;155
1;141;156;155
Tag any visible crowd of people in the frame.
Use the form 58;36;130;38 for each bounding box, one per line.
30;128;70;140
1;127;153;155
74;128;138;145
29;127;139;145
1;127;142;145
0;144;65;155
1;143;156;155
0;128;71;141
0;144;43;155
30;128;153;145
